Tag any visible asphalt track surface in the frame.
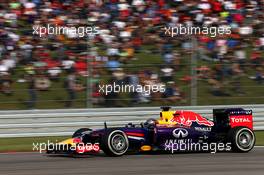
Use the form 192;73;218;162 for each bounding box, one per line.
0;147;264;175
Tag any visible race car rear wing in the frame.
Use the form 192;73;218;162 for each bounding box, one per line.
213;108;253;130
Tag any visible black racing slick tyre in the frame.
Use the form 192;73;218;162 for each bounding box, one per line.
228;127;255;152
72;128;92;138
101;130;129;156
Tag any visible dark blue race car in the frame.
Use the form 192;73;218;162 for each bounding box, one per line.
47;107;255;156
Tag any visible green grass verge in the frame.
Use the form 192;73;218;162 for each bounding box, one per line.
0;131;263;152
255;131;264;146
0;136;69;152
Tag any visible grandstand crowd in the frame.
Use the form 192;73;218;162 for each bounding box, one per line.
0;0;263;108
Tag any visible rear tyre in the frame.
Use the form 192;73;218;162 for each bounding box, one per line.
72;128;92;138
228;127;255;152
101;130;129;156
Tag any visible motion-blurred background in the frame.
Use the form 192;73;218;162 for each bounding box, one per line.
0;0;263;109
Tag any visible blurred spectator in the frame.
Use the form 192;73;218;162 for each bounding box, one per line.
208;65;229;96
34;74;51;91
163;52;174;64
0;61;8;75
250;49;262;68
27;74;37;109
149;74;164;102
197;66;210;79
163;81;183;103
106;57;121;71
160;66;174;82
64;69;84;107
0;73;13;95
231;63;244;94
250;67;264;84
103;78;119;107
234;46;247;68
255;67;264;84
127;70;140;104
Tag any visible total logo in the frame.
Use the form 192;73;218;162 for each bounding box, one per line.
231;117;251;123
172;128;188;138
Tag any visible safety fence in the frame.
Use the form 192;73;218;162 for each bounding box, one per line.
0;104;263;137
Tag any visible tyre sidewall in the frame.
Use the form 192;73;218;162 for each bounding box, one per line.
229;127;255;152
101;130;129;156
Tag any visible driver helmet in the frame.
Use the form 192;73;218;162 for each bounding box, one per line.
144;118;157;128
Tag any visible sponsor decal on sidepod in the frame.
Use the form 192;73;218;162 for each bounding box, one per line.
171;111;214;127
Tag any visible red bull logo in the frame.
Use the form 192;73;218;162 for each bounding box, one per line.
171;110;214;127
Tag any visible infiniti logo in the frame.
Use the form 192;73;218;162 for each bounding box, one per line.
172;128;188;138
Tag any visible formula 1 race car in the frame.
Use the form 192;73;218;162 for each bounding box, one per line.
47;107;255;156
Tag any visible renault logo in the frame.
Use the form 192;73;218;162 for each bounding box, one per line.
172;128;188;138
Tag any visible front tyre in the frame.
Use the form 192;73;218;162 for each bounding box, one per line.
101;130;129;156
228;127;255;152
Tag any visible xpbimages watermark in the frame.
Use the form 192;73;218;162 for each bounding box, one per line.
164;140;232;154
99;82;165;95
164;24;231;38
32;24;99;37
32;140;100;153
